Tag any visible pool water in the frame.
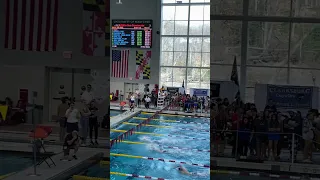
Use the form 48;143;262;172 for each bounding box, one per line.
110;110;125;117
213;175;288;180
0;151;33;175
82;163;108;178
110;113;210;180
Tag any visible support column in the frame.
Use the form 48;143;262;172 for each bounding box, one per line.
240;0;249;101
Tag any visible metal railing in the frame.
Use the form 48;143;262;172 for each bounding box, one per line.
212;129;320;165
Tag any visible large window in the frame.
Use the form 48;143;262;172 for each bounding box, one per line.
160;0;210;92
211;1;320;103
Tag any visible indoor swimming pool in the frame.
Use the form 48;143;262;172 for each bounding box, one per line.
110;112;210;180
0;151;33;176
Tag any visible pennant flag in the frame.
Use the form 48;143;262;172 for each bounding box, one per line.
230;56;239;86
82;0;106;56
111;49;129;78
135;50;152;79
4;0;59;51
231;56;241;101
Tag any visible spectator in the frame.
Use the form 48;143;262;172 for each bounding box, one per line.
268;113;281;161
255;110;268;160
65;102;81;133
302;111;315;163
57;97;69;142
79;100;91;146
144;96;151;109
238;116;251;157
89;101;99;145
61;131;80;161
213;105;228;156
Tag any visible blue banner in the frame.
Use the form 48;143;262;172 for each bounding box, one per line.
267;85;313;109
193;89;208;96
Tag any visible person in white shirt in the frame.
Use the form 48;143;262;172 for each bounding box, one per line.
130;94;135;112
65;102;81;133
81;84;94;105
145;96;151;109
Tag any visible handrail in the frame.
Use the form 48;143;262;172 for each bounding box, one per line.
213;129;320;146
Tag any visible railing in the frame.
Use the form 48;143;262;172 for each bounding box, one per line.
212;129;320;165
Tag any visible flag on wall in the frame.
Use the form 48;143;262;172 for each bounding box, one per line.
4;0;59;51
82;0;106;56
111;50;129;78
136;50;152;80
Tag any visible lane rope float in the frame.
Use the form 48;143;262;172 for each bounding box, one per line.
110;129;208;141
111;171;168;180
141;112;209;119
122;122;171;128
72;175;108;180
110;139;210;152
0;172;16;180
134;117;210;125
122;122;209;132
111;105;169;147
110;153;210;168
141;112;184;117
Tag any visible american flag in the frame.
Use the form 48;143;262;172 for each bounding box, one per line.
4;0;59;51
112;50;129;78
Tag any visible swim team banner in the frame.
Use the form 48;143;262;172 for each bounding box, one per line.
267;85;313;109
192;89;209;96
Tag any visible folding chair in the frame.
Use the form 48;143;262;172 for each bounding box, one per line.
29;126;56;168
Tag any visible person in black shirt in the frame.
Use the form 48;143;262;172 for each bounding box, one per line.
61;131;80;161
89;102;99;145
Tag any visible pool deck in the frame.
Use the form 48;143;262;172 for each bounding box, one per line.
110;108;141;129
1;141;107;180
212;157;320;176
0;130;109;149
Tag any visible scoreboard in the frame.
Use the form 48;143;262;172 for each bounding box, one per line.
112;20;152;48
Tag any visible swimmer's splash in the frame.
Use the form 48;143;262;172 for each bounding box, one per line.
116;0;122;4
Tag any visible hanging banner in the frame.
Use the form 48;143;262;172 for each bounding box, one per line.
167;87;180;93
192;89;209;96
267;85;313;109
210;83;220;97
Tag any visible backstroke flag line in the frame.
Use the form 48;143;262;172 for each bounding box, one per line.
82;0;109;56
4;0;59;51
112;50;129;78
136;50;151;80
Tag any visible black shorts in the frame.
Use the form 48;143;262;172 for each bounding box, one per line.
66;122;79;133
59;117;67;128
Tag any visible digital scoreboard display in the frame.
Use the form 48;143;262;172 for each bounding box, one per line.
112;20;152;48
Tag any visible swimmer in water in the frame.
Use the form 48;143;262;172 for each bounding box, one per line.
150;144;167;153
176;165;209;177
176;165;191;175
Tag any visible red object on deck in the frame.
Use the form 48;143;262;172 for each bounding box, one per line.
29;125;52;139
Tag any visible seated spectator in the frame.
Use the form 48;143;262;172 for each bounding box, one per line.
61;131;80;161
11;100;27;124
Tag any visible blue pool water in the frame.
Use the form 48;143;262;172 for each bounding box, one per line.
83;163;108;178
0;151;33;175
110;110;124;117
110;113;210;180
213;175;288;180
